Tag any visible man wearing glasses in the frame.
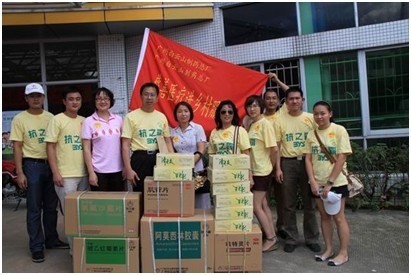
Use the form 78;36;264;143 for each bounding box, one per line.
121;82;174;197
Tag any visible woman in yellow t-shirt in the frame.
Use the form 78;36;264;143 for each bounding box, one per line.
305;101;352;267
245;95;278;253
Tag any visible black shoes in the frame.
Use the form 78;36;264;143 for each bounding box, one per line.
32;251;45;263
284;243;297;253
46;240;69;249
276;229;288;239
306;243;321;253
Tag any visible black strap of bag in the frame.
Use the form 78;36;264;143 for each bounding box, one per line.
233;126;239;154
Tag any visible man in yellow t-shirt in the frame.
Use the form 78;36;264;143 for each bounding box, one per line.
10;83;68;263
275;87;320;253
122;82;174;194
46;86;90;253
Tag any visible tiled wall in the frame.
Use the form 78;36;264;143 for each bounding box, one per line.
97;34;128;117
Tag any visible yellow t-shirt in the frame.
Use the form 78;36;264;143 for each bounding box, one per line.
208;125;250;155
275;111;315;157
45;113;86;177
10;110;53;159
121;109;171;151
248;118;277;176
304;123;352;187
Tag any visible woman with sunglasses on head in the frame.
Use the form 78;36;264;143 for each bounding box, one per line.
304;101;352;266
245;95;279;253
81;87;125;191
170;101;210;209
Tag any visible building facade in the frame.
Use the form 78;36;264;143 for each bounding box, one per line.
3;2;409;148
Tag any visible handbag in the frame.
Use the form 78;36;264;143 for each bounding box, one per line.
194;169;210;193
314;130;364;198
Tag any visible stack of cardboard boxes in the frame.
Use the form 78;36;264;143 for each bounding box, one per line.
208;154;263;272
65;191;142;272
140;153;214;272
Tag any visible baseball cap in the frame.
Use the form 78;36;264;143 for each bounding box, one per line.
25;83;44;95
321;191;342;215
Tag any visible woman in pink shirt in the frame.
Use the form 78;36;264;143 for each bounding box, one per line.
81;87;124;191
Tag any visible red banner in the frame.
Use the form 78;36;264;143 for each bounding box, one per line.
130;28;268;136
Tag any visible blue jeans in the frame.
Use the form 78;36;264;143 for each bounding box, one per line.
24;160;59;253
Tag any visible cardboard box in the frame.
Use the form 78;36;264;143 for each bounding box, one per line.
212;181;250;195
215;219;253;232
214;224;262;272
144;177;195;217
214;206;254;220
140;210;214;273
207;168;249;183
156;153;195;168
73;237;139;272
65;191;141;237
154;166;193;181
209;154;250;170
214;193;253;208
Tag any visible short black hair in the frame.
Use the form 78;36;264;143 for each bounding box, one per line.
263;88;279;99
285;87;304;99
62;85;82;99
140;82;159;96
93;87;115;109
173;101;194;122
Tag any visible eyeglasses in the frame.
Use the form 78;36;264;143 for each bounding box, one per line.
220;110;233;115
95;97;110;102
246;104;259;109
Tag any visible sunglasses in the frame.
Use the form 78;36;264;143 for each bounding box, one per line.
220;110;233;115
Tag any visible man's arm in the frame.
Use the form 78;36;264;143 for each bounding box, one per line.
164;136;174;153
46;142;64;187
268;72;290;92
82;139;98;186
121;137;138;185
12;141;27;190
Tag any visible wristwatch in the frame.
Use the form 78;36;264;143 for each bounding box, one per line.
326;180;334;186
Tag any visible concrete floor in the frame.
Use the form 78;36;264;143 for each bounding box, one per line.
2;199;409;273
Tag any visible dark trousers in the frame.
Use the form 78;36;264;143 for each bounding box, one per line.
90;171;125;191
270;176;285;231
130;151;157;193
281;158;319;245
24;160;59;253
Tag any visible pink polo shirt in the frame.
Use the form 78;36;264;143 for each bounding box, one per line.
81;112;123;173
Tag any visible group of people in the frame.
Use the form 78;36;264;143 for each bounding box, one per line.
11;73;351;267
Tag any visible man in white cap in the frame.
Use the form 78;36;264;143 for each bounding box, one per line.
10;83;69;264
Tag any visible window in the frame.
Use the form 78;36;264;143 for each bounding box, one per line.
266;60;300;100
3;44;41;84
358;2;409;26
2;40;98;118
319;52;361;136
366;47;408;130
311;3;355;33
222;3;298;46
45;41;97;81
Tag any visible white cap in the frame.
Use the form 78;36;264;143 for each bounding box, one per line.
25;83;44;95
322;191;342;215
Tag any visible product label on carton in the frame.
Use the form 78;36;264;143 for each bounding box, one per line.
85;239;127;264
80;199;124;225
214;193;253;207
207;168;249;183
154;166;193;181
215;219;253;232
156;153;195;168
153;222;201;259
212;181;250;195
214;207;254;220
209;154;250;170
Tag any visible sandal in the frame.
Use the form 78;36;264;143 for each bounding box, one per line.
315;252;334;262
263;236;278;253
